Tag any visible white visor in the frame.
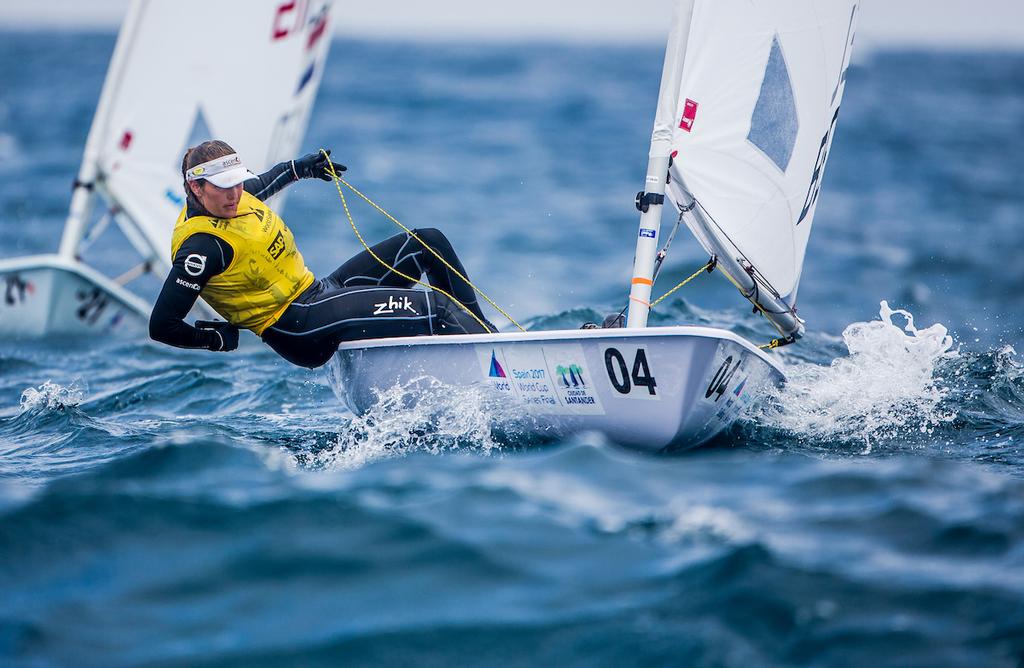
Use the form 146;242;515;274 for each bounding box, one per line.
185;153;258;188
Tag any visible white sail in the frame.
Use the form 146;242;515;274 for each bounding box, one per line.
657;0;859;308
82;0;333;269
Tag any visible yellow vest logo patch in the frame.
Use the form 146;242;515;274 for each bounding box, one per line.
267;231;287;260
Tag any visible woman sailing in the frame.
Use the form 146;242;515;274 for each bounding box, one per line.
149;140;493;368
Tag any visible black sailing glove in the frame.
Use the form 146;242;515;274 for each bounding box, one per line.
292;149;347;181
195;320;239;352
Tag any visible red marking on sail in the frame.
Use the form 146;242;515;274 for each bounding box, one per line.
307;11;327;49
273;1;297;40
119;130;133;151
679;99;699;132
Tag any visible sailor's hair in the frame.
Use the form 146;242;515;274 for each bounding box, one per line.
181;140;236;208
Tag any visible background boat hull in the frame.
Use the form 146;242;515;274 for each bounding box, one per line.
0;255;148;338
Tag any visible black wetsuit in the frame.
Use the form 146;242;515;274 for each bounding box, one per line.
149;163;491;368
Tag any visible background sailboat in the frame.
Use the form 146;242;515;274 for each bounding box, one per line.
330;0;859;452
0;0;333;337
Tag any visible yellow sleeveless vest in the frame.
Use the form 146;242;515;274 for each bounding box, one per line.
171;191;315;335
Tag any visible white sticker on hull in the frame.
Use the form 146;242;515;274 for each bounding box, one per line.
503;346;561;409
599;345;661;401
475;344;605;416
702;352;754;427
541;344;605;415
478;347;517;398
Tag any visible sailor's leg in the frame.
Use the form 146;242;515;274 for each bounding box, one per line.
262;286;489;369
263;286;435;368
431;292;491;335
321;232;425;290
402;228;487;323
323;229;488;324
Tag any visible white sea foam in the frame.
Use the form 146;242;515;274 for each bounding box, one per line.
19;380;86;412
302;376;502;471
759;301;957;450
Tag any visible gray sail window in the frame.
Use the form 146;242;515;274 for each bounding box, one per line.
747;36;798;172
179;106;214;168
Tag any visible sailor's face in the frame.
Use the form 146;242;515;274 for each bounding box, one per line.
194;181;242;218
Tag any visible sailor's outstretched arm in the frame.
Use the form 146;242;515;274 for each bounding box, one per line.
244;150;347;202
149;234;236;351
244;162;296;201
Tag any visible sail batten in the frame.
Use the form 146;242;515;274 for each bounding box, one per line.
652;0;858;330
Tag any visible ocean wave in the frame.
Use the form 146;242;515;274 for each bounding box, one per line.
18;380;86;412
300;376;505;471
753;301;958;452
4;443;1021;667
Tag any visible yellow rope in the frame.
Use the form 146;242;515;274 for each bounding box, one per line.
715;268;793;350
649;260;714;308
714;264;790;341
649;258;787;351
322;151;526;333
320;151;791;349
324;162;492;333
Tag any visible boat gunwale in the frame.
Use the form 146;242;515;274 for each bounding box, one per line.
334;325;785;375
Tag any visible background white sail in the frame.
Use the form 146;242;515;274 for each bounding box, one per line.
657;0;859;307
89;0;333;270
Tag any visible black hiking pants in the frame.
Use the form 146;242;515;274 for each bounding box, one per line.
262;228;492;368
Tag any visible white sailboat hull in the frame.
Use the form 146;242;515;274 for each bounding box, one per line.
0;255;149;338
329;326;784;453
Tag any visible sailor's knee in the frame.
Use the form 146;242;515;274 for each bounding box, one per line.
412;227;449;248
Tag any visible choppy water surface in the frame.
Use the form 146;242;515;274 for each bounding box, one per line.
2;33;1024;666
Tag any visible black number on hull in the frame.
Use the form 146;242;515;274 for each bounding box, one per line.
76;287;109;325
705;356;739;402
605;348;631;394
631;348;657;396
604;347;658;396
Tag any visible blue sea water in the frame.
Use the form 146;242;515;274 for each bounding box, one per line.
2;31;1024;666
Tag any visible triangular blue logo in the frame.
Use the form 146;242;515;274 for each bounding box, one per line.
488;351;506;378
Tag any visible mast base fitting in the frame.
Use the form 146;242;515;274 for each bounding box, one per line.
635;191;665;213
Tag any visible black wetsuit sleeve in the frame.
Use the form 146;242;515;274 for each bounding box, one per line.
149;234;235;350
244;162;299;201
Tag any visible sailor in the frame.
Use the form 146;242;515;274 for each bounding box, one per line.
149;140;492;368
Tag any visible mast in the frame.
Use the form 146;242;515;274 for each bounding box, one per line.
627;0;696;329
58;0;146;260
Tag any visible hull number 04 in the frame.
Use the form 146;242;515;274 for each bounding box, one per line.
705;356;739;402
604;347;657;396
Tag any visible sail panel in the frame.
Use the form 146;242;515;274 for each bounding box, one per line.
94;0;333;267
660;0;858;304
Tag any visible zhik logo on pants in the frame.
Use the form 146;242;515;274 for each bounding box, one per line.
373;295;417;315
